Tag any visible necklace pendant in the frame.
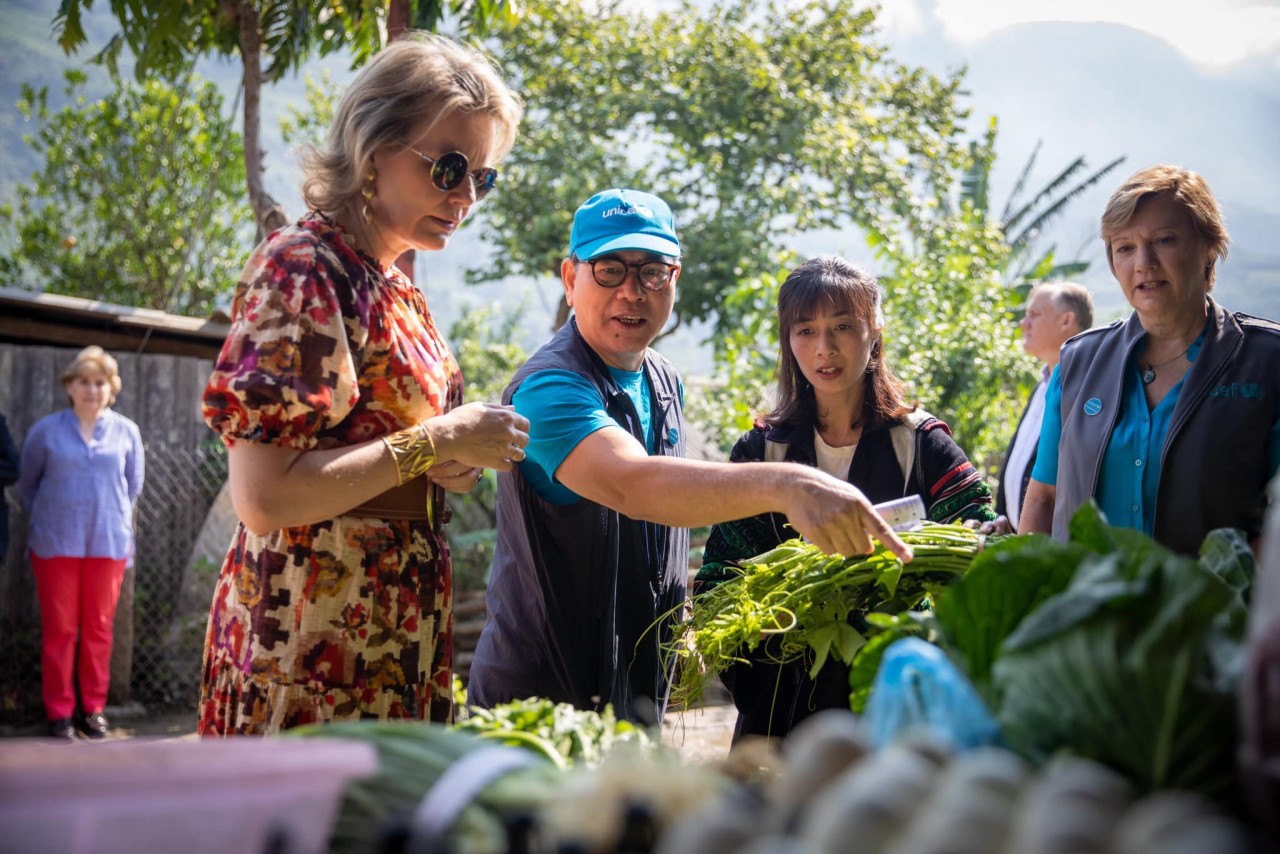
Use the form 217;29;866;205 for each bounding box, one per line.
1141;368;1156;385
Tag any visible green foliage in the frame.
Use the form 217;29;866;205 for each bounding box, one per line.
670;526;981;709
445;301;529;588
0;71;251;315
993;510;1252;799
52;0;521;233
692;252;793;438
872;198;1031;472
478;0;1039;467
54;0;518;83
921;504;1253;800
478;0;969;331
456;696;653;766
961;119;1126;288
931;534;1083;699
279;69;338;147
451;300;530;403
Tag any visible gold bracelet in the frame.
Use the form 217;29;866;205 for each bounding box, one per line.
382;423;437;485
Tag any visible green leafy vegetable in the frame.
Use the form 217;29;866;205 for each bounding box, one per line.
670;524;984;709
930;533;1083;699
285;721;560;854
455;697;652;767
987;503;1253;800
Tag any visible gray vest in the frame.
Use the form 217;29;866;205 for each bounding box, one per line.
468;320;689;723
1053;297;1280;554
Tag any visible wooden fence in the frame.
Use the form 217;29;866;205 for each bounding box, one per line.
0;344;215;450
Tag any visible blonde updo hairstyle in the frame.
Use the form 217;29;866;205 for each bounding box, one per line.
300;33;523;214
61;346;122;405
1100;164;1230;291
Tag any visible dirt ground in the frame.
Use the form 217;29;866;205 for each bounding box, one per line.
21;700;739;762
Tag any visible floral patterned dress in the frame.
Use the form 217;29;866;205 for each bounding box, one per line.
197;213;461;735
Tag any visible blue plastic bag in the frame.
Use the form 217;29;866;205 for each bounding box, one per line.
863;637;1001;751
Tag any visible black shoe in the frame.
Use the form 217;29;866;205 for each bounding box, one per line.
48;718;75;740
78;711;109;739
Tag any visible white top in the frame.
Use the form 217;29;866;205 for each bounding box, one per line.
814;428;857;482
1003;375;1049;528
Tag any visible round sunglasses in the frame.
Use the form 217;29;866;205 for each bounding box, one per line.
407;147;498;199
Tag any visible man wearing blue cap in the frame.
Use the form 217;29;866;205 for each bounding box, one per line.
468;189;910;723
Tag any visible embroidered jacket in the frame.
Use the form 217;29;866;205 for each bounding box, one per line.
695;413;994;740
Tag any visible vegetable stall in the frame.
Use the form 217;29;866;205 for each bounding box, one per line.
3;502;1273;853
269;501;1277;853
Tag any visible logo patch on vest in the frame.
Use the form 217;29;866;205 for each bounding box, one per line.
1209;383;1262;399
666;427;679;447
1084;398;1103;416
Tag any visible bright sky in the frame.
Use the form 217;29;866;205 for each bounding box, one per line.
878;0;1280;70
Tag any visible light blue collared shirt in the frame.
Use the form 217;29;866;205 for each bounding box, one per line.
17;408;144;560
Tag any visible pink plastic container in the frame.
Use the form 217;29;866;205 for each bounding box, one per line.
0;737;377;854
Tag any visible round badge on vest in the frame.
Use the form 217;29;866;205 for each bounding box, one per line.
1084;398;1103;416
666;427;679;447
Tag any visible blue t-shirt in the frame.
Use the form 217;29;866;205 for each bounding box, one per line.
1033;332;1280;536
512;367;657;505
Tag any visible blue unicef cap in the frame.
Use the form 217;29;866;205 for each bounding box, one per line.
569;189;681;261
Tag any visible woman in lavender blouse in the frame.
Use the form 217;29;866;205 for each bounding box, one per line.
18;346;144;740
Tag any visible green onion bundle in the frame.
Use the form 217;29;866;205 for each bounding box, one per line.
669;524;983;708
286;721;562;854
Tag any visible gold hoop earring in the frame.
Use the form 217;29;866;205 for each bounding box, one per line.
361;167;377;225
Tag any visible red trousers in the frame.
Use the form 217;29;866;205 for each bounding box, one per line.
30;553;128;720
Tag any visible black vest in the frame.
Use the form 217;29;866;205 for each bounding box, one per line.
467;320;689;723
1053;297;1280;554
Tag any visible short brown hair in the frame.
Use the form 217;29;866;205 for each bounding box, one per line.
1100;164;1230;290
300;33;523;213
1030;281;1094;331
61;345;123;404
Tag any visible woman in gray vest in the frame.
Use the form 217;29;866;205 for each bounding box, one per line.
1019;165;1280;555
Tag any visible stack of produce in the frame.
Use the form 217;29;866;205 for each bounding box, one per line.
285;504;1267;853
287;720;559;854
288;683;1264;853
654;711;1258;854
922;503;1254;802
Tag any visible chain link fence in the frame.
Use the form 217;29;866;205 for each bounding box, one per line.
127;442;228;709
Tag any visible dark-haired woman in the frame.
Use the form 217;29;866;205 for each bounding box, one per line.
695;255;996;741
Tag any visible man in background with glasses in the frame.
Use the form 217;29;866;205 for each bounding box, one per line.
468;189;910;724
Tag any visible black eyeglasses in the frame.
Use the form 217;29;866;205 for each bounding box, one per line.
576;256;679;291
407;148;498;199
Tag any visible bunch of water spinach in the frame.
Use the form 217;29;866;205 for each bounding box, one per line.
669;523;983;709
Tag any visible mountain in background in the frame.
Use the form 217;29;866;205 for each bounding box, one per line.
1;1;1277;369
887;17;1280;322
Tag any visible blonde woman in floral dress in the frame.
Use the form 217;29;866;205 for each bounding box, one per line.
198;35;528;735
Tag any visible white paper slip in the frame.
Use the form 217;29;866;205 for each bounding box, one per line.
873;495;927;532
